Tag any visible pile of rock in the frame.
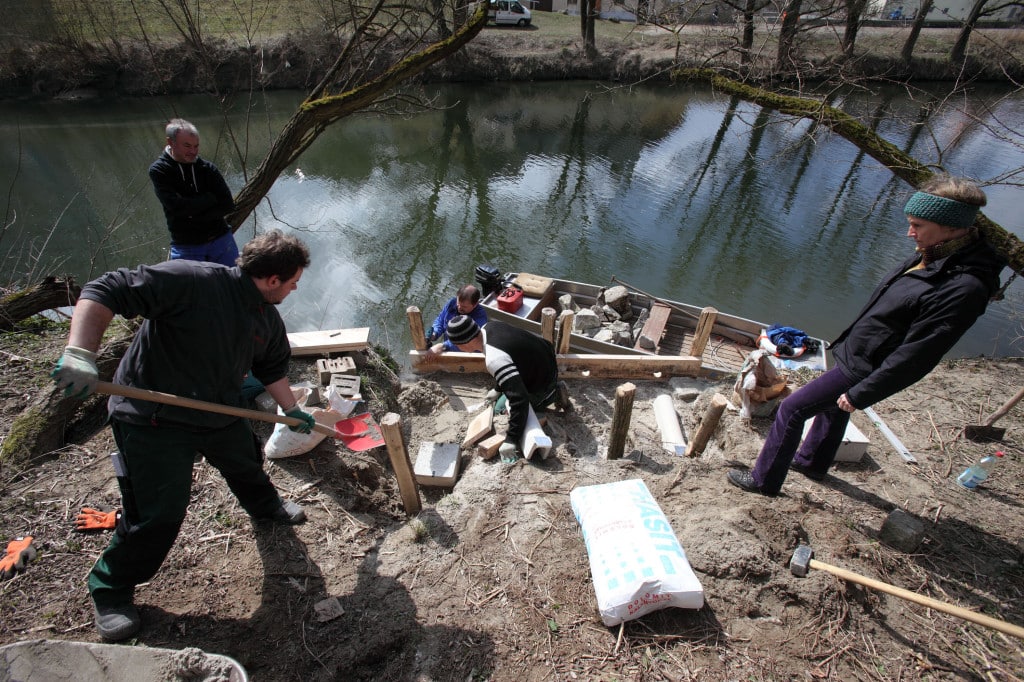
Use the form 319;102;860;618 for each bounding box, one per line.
561;285;649;349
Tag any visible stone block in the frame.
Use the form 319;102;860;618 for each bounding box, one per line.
879;509;925;552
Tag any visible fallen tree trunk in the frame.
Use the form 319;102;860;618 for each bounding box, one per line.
0;323;135;473
0;277;80;331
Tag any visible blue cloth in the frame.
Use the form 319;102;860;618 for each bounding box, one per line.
767;324;810;350
430;297;488;352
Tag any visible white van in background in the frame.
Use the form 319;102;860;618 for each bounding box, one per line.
487;0;532;26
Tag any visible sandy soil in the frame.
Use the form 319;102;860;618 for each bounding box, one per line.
1;324;1022;681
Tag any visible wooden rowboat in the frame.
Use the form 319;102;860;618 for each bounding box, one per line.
478;272;828;376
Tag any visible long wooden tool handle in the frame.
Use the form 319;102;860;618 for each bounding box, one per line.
810;558;1024;640
983;385;1024;426
95;381;337;438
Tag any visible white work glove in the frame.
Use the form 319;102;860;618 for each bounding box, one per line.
484;389;501;404
498;442;519;464
51;346;99;398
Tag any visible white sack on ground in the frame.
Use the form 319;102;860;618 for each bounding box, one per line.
570;479;703;626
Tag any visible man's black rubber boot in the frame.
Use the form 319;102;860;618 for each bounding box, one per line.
94;603;141;641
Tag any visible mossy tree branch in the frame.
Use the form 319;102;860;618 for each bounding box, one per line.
229;4;488;226
674;68;1024;277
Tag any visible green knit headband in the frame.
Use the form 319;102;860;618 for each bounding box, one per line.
904;191;979;229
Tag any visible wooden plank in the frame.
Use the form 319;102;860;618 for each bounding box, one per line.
410;350;487;374
288;328;370;356
477;433;505;459
557;354;702;379
463;408;494;447
635;301;672;351
412;351;703;379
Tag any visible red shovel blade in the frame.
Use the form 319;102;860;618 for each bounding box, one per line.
334;413;385;451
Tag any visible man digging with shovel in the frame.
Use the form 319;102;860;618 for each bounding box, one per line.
51;229;316;642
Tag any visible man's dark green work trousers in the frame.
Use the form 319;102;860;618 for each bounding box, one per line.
88;418;283;608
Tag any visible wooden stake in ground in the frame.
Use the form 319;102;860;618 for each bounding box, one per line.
380;413;421;514
407;306;427;351
557;310;574;355
606;382;636;460
685;393;728;457
541;307;557;345
688;307;717;357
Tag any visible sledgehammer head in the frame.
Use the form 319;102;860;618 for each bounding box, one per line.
790;545;814;577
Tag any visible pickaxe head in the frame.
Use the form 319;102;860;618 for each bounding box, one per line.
790;545;814;577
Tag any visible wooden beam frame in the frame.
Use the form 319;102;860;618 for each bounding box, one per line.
409;351;703;379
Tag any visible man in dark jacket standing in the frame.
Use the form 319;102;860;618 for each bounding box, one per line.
728;175;1007;496
149;118;238;266
446;316;570;463
51;230;317;642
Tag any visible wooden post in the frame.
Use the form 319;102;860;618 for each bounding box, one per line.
606;382;636;460
380;412;422;514
557;310;575;355
685;393;728;457
407;306;427;351
540;307;557;345
689;306;717;358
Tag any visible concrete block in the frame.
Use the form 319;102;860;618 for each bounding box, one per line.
414;442;460;486
879;509;925;552
329;373;361;397
317;356;357;384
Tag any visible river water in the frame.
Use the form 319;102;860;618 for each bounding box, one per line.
1;81;1022;366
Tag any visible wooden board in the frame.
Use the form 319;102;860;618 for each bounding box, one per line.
288;328;370;357
634;302;672;352
477;433;505;459
463;408;494;447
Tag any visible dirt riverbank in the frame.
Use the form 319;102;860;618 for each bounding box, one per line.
0;321;1022;680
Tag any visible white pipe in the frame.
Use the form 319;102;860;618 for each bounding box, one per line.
521;404;553;460
863;406;917;464
653;394;686;456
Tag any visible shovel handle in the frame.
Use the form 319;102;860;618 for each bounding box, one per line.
95;381;338;438
810;558;1024;640
983;385;1024;426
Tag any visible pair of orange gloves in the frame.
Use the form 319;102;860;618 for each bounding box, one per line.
1;509;119;580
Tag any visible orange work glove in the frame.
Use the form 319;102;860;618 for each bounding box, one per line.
74;508;120;532
1;537;36;580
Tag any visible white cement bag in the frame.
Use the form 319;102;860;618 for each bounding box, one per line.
570;479;704;626
264;407;344;459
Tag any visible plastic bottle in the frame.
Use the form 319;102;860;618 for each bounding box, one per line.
957;450;1005;489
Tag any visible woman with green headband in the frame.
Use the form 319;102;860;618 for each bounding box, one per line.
728;175;1007;497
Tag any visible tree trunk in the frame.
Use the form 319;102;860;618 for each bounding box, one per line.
901;0;933;63
0;327;135;472
842;0;868;56
434;0;452;36
672;68;1024;277
0;277;80;331
580;0;596;53
775;0;803;69
951;0;988;63
740;0;756;64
